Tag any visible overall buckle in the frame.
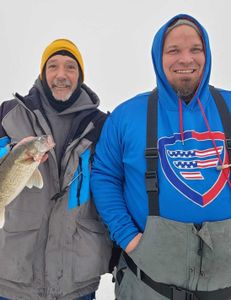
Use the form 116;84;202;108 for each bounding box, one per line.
145;171;158;192
226;139;231;150
145;147;158;159
171;286;196;300
145;147;159;192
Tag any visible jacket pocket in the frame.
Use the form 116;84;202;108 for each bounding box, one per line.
0;208;41;283
72;218;112;282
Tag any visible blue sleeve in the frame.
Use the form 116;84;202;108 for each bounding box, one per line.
91;114;140;250
0;136;10;159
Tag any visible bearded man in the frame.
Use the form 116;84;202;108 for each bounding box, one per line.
91;15;231;300
0;39;111;300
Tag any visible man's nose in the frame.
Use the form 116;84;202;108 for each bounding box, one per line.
178;51;194;64
56;66;66;78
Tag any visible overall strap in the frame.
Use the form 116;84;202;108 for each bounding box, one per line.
145;89;159;216
209;85;231;162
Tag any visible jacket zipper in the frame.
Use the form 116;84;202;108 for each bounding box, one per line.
77;157;83;206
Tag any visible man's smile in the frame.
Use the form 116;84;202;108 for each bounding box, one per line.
174;69;196;74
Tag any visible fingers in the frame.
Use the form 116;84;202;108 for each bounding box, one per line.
39;153;49;163
14;136;36;149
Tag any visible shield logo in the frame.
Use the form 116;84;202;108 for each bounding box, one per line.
158;131;230;207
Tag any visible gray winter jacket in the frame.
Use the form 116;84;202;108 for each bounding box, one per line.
0;80;112;300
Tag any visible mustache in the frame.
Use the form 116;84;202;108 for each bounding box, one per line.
51;79;71;88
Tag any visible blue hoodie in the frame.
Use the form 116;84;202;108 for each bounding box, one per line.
91;14;231;250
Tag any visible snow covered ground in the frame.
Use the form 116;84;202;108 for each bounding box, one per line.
96;274;114;300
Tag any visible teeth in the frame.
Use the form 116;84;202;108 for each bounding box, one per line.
175;70;194;74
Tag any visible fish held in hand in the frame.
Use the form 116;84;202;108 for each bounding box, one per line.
0;135;55;227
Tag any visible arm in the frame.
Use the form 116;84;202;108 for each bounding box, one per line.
91;114;140;250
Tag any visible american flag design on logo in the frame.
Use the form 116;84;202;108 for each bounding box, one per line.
158;131;229;207
170;146;223;180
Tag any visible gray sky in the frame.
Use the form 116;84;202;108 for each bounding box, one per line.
1;0;231;113
1;1;231;298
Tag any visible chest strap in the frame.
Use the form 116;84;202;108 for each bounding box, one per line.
145;89;159;216
209;85;231;163
122;252;231;300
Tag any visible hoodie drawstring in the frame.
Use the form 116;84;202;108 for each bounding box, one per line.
178;98;184;144
178;96;230;187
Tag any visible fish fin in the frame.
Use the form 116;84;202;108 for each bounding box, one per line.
26;169;44;189
0;208;5;228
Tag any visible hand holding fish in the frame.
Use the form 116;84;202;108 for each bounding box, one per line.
0;135;55;228
14;136;49;163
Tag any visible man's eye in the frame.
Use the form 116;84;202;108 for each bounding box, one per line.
48;64;56;69
66;64;77;70
192;48;203;53
168;49;178;54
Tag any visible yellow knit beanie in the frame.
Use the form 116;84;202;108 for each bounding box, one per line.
40;38;84;80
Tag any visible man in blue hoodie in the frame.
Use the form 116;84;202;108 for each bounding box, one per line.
91;14;231;300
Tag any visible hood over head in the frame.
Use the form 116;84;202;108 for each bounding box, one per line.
165;19;202;37
151;14;211;108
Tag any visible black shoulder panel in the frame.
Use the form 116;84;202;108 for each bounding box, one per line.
0;99;18;137
85;110;108;144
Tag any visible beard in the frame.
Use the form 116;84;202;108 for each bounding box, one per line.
172;77;200;103
51;90;73;102
50;78;74;101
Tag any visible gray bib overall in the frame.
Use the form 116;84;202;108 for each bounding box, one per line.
115;215;231;299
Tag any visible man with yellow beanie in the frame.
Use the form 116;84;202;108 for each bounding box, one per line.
0;39;112;300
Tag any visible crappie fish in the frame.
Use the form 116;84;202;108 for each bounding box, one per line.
0;135;55;227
